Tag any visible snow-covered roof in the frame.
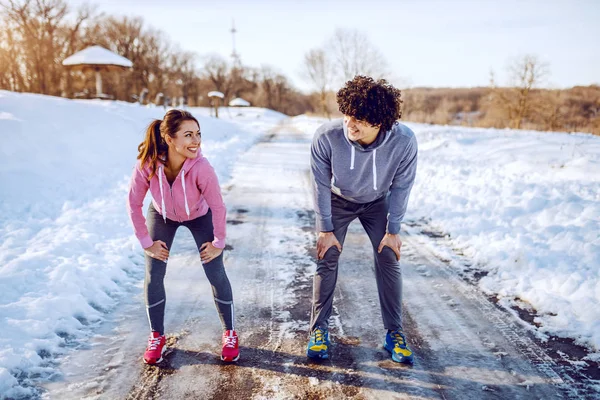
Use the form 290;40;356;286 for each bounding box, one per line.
62;45;133;68
229;97;250;107
208;91;225;98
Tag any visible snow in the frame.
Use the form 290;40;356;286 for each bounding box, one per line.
62;46;133;68
403;123;600;350
207;91;225;99
0;91;285;398
229;98;251;107
1;89;599;397
288;117;600;353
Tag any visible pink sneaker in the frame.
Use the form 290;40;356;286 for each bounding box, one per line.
143;331;166;364
221;330;239;362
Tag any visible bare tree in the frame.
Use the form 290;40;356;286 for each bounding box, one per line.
299;28;390;117
258;65;280;110
60;3;95;96
202;54;236;100
3;0;67;94
0;21;24;91
92;15;145;99
491;54;549;129
82;16;174;100
327;28;389;85
0;0;94;95
201;54;256;103
302;48;333;119
171;50;198;105
542;89;565;132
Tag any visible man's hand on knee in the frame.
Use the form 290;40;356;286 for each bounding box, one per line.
378;233;402;261
317;232;342;260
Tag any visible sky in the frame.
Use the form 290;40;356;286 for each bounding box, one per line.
65;0;600;92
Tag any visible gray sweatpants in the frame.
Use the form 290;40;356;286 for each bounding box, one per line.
310;193;403;332
145;204;234;335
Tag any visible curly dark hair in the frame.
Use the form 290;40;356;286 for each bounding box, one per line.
337;75;403;133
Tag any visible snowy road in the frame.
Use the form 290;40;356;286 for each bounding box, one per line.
43;124;595;399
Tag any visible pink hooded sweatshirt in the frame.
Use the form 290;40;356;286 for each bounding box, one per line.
127;153;226;250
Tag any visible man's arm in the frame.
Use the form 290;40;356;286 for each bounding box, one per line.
310;131;334;232
386;135;418;234
311;131;343;259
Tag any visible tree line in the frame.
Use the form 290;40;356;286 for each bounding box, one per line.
1;0;598;134
398;56;599;135
0;0;314;115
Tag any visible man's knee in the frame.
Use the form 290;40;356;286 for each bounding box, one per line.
376;246;400;266
316;246;341;272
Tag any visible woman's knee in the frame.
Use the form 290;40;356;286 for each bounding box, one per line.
203;257;229;281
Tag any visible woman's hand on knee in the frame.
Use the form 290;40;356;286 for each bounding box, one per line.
144;240;169;262
200;242;223;264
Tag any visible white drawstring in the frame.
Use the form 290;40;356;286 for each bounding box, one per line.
349;145;377;191
158;166;167;222
181;169;190;218
372;149;378;190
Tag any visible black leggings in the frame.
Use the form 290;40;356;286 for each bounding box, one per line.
144;204;234;335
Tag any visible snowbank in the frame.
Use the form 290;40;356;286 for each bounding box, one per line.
0;91;282;398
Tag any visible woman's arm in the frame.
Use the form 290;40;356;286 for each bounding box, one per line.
126;162;154;249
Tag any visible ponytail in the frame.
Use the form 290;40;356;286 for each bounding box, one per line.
137;119;167;179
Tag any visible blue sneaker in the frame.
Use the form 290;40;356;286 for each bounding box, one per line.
306;327;330;359
384;330;414;364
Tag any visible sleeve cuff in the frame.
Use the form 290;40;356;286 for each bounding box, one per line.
212;238;226;249
317;217;334;232
386;221;401;235
140;236;154;249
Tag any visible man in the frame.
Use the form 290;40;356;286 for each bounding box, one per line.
307;75;418;364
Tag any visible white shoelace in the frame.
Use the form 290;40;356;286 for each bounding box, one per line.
224;335;237;348
148;336;162;350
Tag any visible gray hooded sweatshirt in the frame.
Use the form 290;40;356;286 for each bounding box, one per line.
310;119;418;234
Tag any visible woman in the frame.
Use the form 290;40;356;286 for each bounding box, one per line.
127;109;238;364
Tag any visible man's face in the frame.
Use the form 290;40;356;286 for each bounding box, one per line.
343;115;380;145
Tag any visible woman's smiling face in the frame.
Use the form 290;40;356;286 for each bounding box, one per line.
166;119;201;159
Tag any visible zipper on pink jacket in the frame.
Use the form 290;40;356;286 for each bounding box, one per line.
159;163;192;224
169;184;179;222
